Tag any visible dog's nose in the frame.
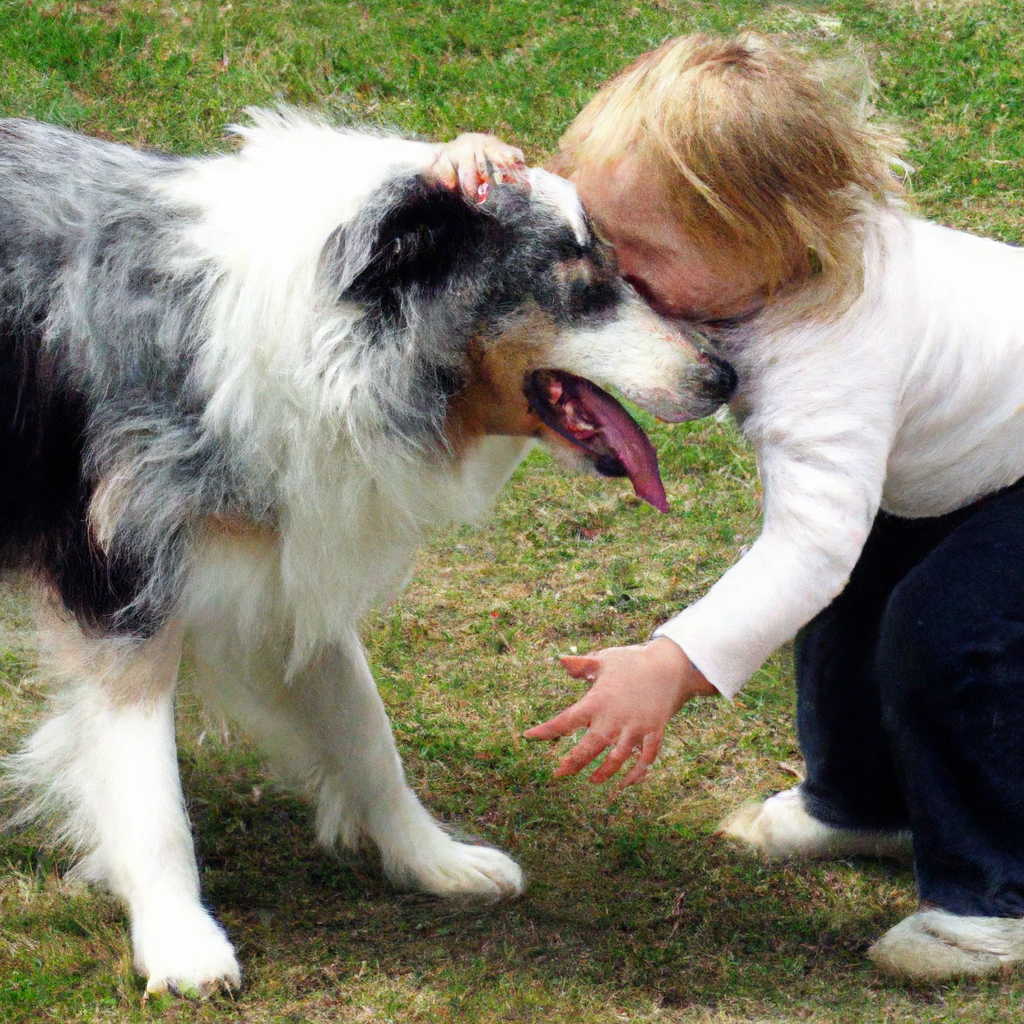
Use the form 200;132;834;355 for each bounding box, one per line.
703;350;737;402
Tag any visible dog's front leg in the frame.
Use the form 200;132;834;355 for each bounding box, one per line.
11;612;240;997
223;633;524;899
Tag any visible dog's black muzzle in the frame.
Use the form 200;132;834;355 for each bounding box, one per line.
703;349;738;403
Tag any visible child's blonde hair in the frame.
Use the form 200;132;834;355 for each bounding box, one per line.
553;33;907;315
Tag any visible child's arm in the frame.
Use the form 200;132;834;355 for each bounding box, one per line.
523;637;718;786
529;304;904;785
428;133;527;199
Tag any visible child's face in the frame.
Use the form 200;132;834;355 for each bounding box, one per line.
573;153;770;323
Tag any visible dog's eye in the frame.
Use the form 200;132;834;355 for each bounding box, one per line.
393;224;436;256
553;258;619;319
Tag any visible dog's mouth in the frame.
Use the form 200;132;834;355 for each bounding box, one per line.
524;369;669;513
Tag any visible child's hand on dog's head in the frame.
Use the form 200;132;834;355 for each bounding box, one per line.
430;133;527;202
524;637;719;789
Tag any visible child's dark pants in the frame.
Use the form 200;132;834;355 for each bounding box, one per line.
796;479;1024;917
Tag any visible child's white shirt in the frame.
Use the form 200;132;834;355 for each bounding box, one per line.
654;210;1024;698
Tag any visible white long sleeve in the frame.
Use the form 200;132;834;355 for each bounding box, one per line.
654;212;1024;698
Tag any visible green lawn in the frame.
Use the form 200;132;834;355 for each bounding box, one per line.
1;1;1023;1021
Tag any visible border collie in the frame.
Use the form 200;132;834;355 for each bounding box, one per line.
0;111;734;995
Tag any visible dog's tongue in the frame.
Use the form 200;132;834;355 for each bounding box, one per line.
572;378;669;513
527;371;669;513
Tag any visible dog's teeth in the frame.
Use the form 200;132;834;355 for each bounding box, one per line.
561;400;597;436
548;379;563;403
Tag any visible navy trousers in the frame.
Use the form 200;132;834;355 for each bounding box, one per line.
795;478;1024;917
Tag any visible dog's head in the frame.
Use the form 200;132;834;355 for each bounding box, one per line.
321;168;736;511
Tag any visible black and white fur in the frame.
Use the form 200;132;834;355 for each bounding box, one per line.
0;111;731;994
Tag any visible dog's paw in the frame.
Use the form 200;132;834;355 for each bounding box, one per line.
397;839;524;900
133;902;241;999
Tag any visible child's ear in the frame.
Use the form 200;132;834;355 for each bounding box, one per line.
322;175;487;308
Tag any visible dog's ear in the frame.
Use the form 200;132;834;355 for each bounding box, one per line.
323;176;491;311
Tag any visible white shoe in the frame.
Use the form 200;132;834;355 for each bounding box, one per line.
869;908;1024;980
718;785;912;862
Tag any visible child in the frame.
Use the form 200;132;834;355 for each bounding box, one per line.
442;34;1024;980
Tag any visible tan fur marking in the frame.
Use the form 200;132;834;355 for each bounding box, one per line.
444;310;558;451
444;310;595;465
33;591;184;709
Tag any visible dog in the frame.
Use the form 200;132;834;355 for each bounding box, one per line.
0;111;735;996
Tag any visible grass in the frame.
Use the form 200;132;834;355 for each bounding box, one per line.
1;0;1024;1020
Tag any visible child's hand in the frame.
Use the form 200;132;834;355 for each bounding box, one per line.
429;133;527;202
524;637;718;788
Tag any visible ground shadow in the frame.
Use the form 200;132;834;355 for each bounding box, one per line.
181;756;927;1015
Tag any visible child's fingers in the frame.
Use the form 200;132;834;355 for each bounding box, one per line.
616;733;662;791
552;729;611;778
587;733;638;784
495;161;529;188
491;141;525;165
431;134;529;201
617;761;650;790
559;654;601;681
458;164;483;200
472;136;524;167
522;701;587;740
431;154;459;190
487;145;526;179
